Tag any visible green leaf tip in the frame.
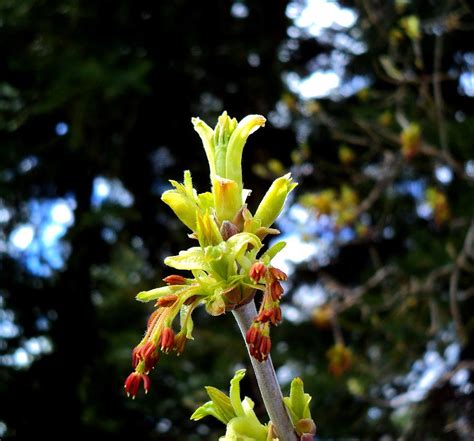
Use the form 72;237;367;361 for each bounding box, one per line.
230;369;247;417
254;173;298;229
205;386;237;423
190;371;270;440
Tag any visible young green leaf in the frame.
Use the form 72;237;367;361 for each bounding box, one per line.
205;386;236;423
136;285;184;303
164;247;208;271
260;241;286;263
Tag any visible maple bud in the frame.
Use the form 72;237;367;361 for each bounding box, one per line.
220;220;239;240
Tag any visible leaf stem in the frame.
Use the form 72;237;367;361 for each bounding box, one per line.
233;301;298;441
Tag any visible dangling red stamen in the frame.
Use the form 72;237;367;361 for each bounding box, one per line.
258;335;271;361
269;267;287;281
174;333;187;355
140;341;159;372
124;372;151;398
160;327;175;352
249;262;267;282
270;281;284;301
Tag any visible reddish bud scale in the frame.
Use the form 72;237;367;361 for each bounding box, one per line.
160;327;175;352
249;262;267;282
163;275;187;285
184;295;198;306
220;220;239;240
124;372;151;398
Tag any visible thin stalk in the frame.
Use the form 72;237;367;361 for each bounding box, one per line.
233;301;298;441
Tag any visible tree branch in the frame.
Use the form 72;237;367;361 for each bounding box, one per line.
232;301;298;441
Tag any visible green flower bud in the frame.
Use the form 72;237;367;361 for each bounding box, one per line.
196;211;223;247
225;114;266;191
192;113;266;226
283;377;313;431
214;111;238;177
254;173;297;228
192;117;217;177
213;176;243;223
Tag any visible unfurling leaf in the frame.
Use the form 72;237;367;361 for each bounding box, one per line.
164;247;208;271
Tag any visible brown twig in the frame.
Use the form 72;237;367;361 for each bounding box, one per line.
433;34;449;153
355;152;402;218
449;266;465;344
319;266;398;313
449;220;474;345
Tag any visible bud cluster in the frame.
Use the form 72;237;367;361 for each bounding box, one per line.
124;275;201;398
125;112;297;397
245;263;288;362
